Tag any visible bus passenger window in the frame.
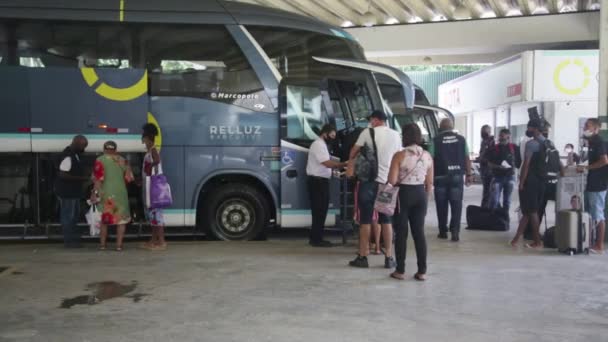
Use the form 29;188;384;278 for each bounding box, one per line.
145;25;272;112
7;21;130;68
285;85;328;144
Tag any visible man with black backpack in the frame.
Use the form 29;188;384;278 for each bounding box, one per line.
523;124;563;240
486;129;521;217
511;119;546;248
348;110;402;268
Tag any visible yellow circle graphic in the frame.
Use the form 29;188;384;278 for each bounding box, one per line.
553;58;591;96
81;68;147;101
147;112;162;151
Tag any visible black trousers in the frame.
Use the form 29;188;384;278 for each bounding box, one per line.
481;174;493;208
307;176;330;243
394;184;428;275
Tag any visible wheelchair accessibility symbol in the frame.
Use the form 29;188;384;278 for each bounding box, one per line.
282;151;295;165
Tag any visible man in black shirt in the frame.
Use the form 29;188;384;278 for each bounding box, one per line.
478;125;494;208
486;129;521;216
577;118;608;254
55;135;89;248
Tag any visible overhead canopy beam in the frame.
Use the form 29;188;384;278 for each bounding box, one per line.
372;0;414;23
397;0;437;21
347;11;599;64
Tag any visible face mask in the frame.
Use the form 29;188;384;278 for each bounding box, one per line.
565;148;573;154
583;130;594;138
525;130;534;138
499;138;508;145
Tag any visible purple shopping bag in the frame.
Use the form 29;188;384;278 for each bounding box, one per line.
145;164;173;209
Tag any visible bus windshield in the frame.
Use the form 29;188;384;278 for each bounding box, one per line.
246;26;365;80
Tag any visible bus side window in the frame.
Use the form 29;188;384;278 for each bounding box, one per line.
142;25;272;112
5;21;131;69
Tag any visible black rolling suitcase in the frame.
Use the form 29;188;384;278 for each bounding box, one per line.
465;205;509;231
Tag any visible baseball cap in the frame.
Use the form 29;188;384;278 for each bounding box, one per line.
367;110;387;121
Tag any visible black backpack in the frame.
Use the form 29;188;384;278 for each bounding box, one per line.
354;128;378;182
544;139;561;180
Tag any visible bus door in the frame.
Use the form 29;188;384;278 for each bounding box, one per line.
279;80;333;228
279;77;370;228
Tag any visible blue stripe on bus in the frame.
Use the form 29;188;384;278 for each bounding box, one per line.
0;133;29;138
281;209;339;215
30;134;141;140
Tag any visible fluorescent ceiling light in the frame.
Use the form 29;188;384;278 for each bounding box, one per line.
506;9;523;16
385;17;399;25
532;7;549;14
341;20;354;27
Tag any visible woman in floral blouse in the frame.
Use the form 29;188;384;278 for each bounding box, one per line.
92;141;133;251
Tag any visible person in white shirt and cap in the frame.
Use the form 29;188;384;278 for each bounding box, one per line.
306;124;346;247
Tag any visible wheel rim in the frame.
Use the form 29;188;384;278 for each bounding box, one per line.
216;200;255;238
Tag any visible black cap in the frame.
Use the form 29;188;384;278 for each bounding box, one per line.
527;119;542;130
368;110;387;121
103;140;117;151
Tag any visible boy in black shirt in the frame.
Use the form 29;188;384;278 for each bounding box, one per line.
577;118;608;254
486;129;521;216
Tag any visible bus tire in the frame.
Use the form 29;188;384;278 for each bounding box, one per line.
203;184;269;241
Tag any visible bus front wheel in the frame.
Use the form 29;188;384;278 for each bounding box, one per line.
203;184;269;241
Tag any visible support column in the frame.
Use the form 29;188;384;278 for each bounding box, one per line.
599;0;608;241
600;0;608;121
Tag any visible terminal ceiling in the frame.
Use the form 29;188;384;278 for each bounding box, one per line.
232;0;600;27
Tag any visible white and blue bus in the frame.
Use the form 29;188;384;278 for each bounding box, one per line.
0;0;449;240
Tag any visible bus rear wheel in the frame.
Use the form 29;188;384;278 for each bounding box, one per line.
203;184;268;241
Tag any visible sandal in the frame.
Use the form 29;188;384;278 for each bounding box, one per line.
115;246;123;252
98;245;107;251
390;272;406;280
414;273;426;281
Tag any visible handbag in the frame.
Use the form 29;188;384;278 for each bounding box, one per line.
85;204;101;236
145;163;173;209
374;152;424;216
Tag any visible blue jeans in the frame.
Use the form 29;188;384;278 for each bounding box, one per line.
59;198;81;247
489;175;515;213
434;174;464;233
585;191;607;222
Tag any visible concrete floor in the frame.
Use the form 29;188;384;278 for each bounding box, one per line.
1;186;608;342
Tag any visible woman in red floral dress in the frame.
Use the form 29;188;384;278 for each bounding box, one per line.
92;141;133;251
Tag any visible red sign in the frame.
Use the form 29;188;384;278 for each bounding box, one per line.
443;88;461;109
507;83;522;98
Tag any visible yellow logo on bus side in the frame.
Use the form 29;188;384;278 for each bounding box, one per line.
553;58;591;96
147;112;162;150
80;68;147;101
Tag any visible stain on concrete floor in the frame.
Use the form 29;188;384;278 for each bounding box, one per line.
60;281;148;309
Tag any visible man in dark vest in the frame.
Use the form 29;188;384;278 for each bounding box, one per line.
55;135;88;248
430;119;473;242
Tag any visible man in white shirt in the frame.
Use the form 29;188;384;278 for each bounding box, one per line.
306;124;347;247
348;110;402;268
